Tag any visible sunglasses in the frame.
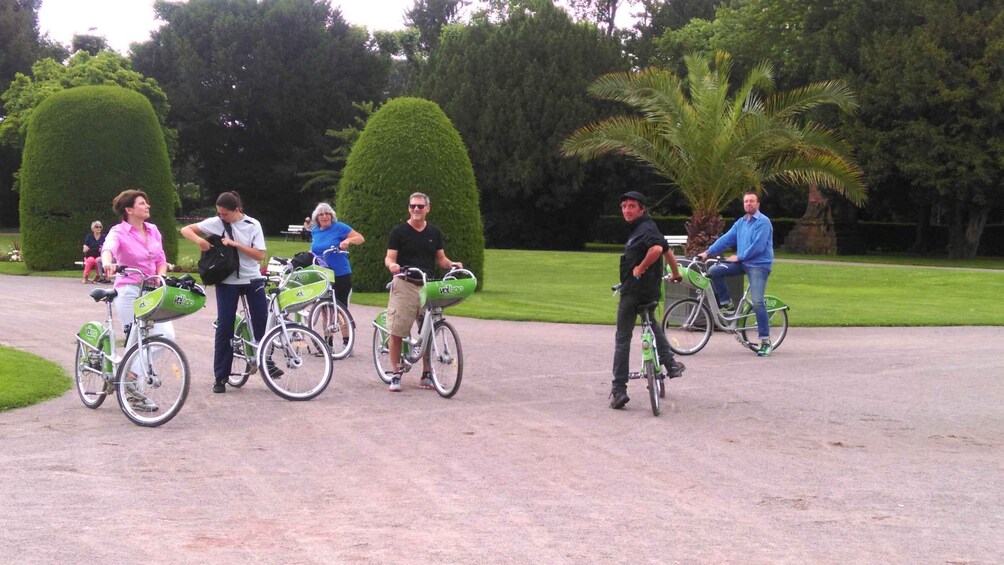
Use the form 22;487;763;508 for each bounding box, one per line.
408;204;427;210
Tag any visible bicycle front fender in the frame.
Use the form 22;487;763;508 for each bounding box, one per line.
764;295;788;311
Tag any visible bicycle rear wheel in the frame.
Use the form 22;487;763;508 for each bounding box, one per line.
645;361;660;417
738;303;789;351
309;300;355;360
228;319;253;387
428;320;463;398
116;337;190;427
258;323;332;401
75;338;110;409
662;298;713;355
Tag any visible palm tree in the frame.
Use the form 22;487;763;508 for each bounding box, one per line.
561;51;867;255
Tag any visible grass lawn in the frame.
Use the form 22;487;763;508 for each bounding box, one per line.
2;233;1002;326
0;346;72;412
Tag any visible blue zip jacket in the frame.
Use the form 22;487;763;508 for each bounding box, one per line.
706;211;774;270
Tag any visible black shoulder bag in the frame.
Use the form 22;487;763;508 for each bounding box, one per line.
197;222;240;285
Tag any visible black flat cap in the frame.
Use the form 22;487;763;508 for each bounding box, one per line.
620;191;647;205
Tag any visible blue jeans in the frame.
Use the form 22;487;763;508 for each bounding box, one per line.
708;262;772;341
612;293;675;392
214;281;268;382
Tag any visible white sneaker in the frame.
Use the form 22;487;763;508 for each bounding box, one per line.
389;375;402;392
124;383;158;412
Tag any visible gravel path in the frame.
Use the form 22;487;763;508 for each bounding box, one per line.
1;274;1002;563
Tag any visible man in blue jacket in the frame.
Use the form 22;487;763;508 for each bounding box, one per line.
698;191;775;356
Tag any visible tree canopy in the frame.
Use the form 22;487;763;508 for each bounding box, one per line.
562;52;867;254
417;0;630;248
1;50;173;152
131;0;389;230
658;0;1004;258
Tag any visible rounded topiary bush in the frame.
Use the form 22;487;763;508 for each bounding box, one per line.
337;97;484;291
19;85;177;270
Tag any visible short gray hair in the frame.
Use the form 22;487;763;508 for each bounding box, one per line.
310;202;336;228
91;220;103;230
409;192;430;205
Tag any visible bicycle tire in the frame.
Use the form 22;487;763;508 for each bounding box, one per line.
308;300;355;360
662;298;713;355
645;360;660;417
116;337;190;427
372;323;395;384
738;303;789;351
428;320;463;398
74;337;109;409
258;323;332;401
228;319;253;388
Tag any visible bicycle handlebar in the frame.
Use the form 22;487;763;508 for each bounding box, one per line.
442;267;474;280
114;266;206;296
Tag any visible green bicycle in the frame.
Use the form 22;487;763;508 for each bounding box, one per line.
221;258;333;400
612;283;667;417
74;267;205;427
372;267;476;398
662;257;790;355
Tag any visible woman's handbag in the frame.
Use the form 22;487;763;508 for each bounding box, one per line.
197;222;239;285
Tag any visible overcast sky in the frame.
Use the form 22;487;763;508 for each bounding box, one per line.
37;0;416;53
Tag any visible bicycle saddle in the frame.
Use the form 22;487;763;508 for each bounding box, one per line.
89;288;118;303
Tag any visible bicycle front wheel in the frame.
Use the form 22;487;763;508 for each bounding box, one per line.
75;338;109;409
645;361;660;417
228;319;253;388
116;337;190;427
258;323;332;401
309;300;355;360
662;299;713;355
372;324;395;384
428;320;463;398
738;303;789;351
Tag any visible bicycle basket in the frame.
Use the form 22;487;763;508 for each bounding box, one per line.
421;276;476;309
301;264;335;282
134;285;207;322
278;269;329;313
672;265;709;290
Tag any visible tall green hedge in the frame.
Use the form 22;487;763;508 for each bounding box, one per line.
337;97;484;291
19;85;177;270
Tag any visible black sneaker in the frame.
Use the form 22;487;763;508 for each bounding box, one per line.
609;389;630;409
665;362;686;378
213;382;226;393
266;362;284;379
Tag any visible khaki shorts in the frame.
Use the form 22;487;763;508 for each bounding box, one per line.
387;277;422;338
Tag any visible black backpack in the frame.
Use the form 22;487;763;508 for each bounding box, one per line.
197;222;240;285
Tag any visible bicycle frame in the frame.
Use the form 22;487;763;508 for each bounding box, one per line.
637;310;660;371
372;271;443;371
75;272;168;388
683;259;789;329
666;258;790;354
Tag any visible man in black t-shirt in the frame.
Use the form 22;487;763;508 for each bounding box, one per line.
383;192;462;392
610;191;685;410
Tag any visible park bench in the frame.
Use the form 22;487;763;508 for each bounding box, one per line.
281;224;305;241
664;235;687;254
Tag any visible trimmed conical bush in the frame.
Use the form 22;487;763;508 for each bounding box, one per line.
19;85;176;270
337;97;484;291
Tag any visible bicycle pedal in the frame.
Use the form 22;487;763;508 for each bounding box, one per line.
628;372;641;380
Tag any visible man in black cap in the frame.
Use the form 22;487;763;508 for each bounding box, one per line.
610;191;685;409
